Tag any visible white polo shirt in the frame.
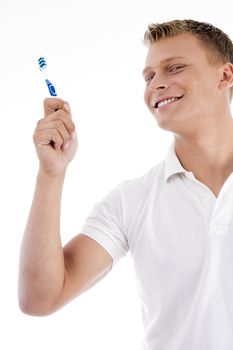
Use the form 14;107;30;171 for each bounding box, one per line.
81;141;233;350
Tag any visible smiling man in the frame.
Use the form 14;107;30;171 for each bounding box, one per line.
143;22;233;198
19;19;233;350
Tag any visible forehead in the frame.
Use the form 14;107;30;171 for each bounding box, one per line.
144;33;209;68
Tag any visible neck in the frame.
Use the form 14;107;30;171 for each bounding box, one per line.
174;112;233;177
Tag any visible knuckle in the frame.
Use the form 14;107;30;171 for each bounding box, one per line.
67;120;75;134
43;98;50;109
36;118;44;127
70;121;75;131
34;126;41;137
43;97;50;105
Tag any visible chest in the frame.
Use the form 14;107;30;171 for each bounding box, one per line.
128;178;233;298
131;198;233;304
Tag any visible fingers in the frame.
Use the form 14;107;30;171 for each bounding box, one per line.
39;109;75;134
36;120;71;150
34;98;76;150
34;129;64;151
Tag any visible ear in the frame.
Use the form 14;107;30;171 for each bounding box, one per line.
218;62;233;91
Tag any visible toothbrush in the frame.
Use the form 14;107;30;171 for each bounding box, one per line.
38;57;57;96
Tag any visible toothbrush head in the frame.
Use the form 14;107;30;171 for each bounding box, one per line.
38;57;47;71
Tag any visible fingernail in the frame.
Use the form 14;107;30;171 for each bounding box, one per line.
64;142;69;150
63;103;70;112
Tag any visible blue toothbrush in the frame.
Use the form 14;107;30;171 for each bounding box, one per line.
38;57;57;96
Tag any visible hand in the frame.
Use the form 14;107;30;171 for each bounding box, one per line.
33;98;78;176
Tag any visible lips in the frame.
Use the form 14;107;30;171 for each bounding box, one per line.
154;95;184;109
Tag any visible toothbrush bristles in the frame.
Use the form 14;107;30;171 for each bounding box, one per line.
38;57;47;71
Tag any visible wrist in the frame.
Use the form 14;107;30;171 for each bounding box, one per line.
37;167;66;182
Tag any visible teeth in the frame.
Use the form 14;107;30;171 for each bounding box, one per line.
157;97;179;108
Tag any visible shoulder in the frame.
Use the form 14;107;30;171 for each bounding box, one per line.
118;160;166;202
95;158;166;217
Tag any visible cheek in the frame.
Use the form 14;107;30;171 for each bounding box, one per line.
144;88;150;106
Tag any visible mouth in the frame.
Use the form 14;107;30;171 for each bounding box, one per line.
154;95;184;109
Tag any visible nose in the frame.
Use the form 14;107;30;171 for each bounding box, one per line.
149;75;169;91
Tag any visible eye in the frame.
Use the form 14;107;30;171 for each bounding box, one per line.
169;65;185;72
145;73;155;84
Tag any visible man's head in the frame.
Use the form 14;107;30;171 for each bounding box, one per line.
142;19;233;134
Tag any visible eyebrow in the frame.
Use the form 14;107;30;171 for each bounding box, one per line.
142;56;187;76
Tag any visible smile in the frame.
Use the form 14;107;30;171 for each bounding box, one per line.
155;95;184;109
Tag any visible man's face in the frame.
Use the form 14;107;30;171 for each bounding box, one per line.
143;33;224;134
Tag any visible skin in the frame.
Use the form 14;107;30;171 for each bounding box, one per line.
19;32;233;316
143;33;233;197
18;99;112;315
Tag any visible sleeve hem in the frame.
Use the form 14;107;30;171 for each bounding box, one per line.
80;228;127;266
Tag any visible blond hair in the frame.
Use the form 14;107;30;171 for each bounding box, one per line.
144;19;233;101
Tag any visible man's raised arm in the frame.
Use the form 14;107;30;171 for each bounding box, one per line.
18;98;112;316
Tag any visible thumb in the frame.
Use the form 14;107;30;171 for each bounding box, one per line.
43;97;65;117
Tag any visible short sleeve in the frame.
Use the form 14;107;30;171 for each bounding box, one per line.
80;183;129;266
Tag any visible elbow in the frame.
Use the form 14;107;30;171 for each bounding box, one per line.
19;303;50;317
18;293;56;317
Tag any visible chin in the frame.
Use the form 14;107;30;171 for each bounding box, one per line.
154;113;189;135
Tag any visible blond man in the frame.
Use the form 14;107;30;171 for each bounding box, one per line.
19;19;233;350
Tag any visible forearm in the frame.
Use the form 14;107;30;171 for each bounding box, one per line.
18;169;66;315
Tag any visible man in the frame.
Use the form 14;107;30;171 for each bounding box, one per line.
18;19;233;349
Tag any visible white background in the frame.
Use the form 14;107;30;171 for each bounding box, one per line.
1;0;233;349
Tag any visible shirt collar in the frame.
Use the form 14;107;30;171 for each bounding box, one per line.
164;141;190;182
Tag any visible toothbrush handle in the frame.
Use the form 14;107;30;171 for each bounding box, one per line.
45;79;57;96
